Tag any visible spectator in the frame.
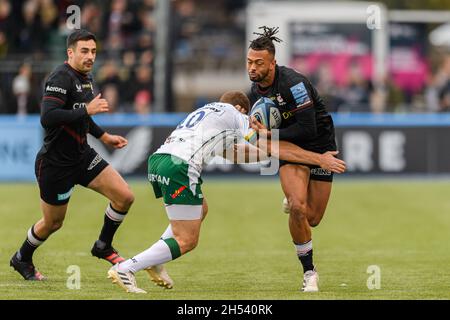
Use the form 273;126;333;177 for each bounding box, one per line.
12;62;32;115
103;84;120;114
0;0;12;57
339;63;373;112
130;64;153;104
134;89;151;114
438;80;450;112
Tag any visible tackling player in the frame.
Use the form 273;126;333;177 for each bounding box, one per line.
10;30;134;280
247;26;342;292
106;91;345;293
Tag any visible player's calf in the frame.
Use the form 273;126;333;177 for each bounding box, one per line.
92;203;128;264
112;188;134;212
307;216;322;228
176;235;199;254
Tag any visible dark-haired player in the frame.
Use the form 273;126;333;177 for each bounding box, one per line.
10;29;134;280
247;26;342;292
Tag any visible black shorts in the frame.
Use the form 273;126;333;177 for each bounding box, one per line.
279;137;336;182
279;161;333;182
35;147;109;205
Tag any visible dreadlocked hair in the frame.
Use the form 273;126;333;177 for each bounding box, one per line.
249;26;283;55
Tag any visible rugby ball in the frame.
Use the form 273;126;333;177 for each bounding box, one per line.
250;97;281;130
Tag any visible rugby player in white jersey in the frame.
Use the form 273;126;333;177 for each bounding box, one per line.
106;91;345;293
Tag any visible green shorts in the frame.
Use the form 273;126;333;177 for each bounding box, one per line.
148;153;203;206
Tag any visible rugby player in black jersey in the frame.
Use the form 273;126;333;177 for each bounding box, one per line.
247;26;345;292
10;30;134;280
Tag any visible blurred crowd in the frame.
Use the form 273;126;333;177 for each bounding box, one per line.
307;52;450;114
0;0;157;114
0;0;246;114
0;0;449;114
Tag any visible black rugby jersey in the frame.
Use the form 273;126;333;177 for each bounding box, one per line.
37;62;104;166
249;65;336;152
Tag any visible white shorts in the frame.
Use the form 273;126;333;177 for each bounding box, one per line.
164;204;202;220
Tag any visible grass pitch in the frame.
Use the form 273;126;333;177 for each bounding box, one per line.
0;179;449;300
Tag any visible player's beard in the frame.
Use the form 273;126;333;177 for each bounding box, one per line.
82;61;94;72
249;69;269;84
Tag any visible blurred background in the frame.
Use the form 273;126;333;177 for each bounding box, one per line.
2;2;450;300
1;0;450;179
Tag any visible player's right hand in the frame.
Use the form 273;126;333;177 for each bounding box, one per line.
86;93;109;115
250;116;271;139
319;151;346;173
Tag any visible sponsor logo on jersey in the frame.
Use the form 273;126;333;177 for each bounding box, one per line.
46;85;67;95
282;111;293;120
87;154;103;171
276;94;286;106
171;185;187;199
73;102;87;109
310;168;331;176
148;174;170;186
290;82;312;109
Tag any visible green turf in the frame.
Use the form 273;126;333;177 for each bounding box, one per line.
0;179;449;300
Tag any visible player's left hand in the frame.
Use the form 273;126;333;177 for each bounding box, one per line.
101;133;128;149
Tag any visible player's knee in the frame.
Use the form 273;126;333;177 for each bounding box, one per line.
289;199;308;220
116;189;134;210
44;219;63;232
179;237;198;254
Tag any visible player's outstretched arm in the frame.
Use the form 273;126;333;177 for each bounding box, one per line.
219;142;270;164
273;140;346;173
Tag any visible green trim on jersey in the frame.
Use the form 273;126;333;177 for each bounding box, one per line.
148;153;203;205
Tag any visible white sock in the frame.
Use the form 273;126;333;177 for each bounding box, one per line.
294;240;313;256
160;225;173;240
118;239;177;274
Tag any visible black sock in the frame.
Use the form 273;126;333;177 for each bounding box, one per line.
294;240;315;273
18;225;46;262
98;204;127;248
298;249;314;273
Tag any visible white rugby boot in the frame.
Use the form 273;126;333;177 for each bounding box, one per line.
302;269;319;292
107;264;147;293
146;264;174;289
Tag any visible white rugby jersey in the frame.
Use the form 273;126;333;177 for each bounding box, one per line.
154;102;251;173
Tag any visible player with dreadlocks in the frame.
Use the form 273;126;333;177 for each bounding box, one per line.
247;26;343;292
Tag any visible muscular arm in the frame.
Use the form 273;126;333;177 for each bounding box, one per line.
41;99;87;127
88;117;105;138
222;143;269;164
231;139;345;173
40;72;88;127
